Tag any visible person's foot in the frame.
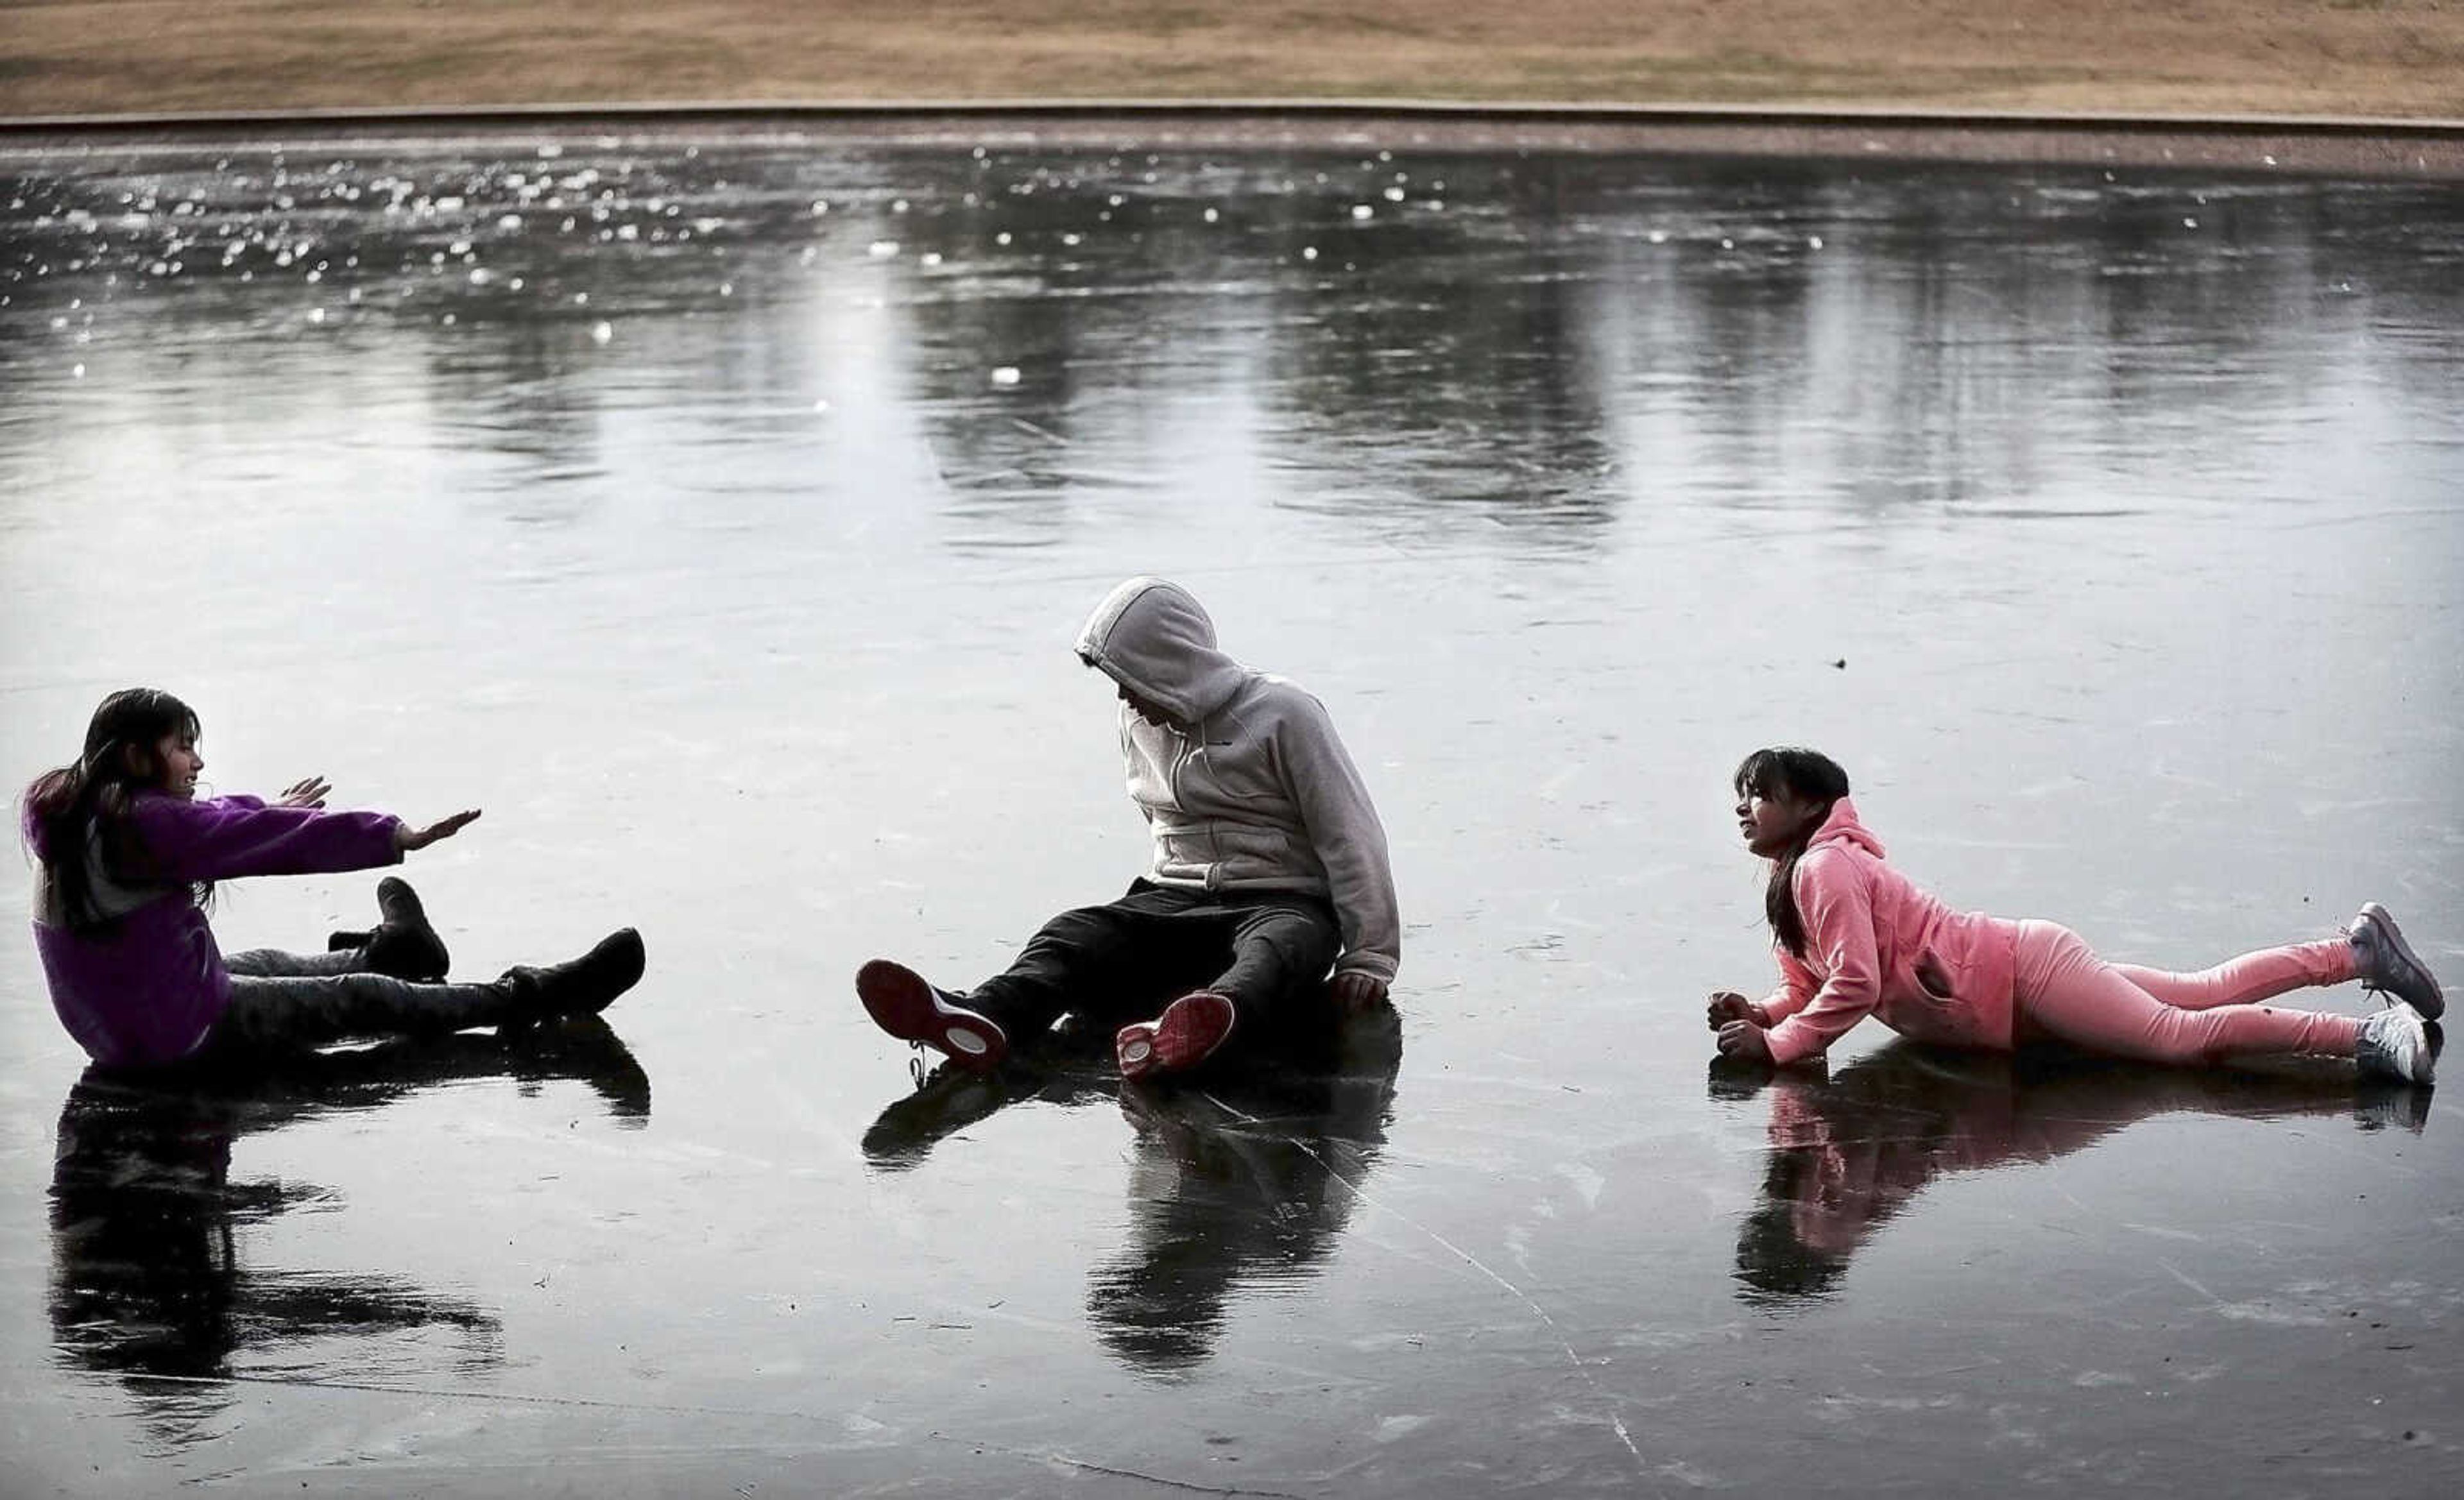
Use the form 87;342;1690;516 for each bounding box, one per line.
330;876;452;981
2350;903;2443;1019
856;959;1007;1074
2356;1003;2436;1086
1116;991;1236;1081
501;929;646;1023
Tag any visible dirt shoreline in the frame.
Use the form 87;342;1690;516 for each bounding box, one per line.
6;3;2461;176
5;3;2463;123
3;102;2459;180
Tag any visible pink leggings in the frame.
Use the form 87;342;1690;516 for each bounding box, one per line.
2010;921;2361;1065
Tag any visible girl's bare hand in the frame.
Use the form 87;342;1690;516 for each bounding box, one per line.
1706;991;1769;1030
1715;1019;1775;1063
278;776;332;809
396;809;483;851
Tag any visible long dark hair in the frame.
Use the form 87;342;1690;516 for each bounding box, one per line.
23;688;207;930
1734;747;1851;959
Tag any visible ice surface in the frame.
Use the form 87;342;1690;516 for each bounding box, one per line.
1;134;2460;1496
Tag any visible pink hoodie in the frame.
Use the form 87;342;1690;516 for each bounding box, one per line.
1758;797;2021;1066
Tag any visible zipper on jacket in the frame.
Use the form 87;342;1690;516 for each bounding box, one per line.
1167;719;1226;891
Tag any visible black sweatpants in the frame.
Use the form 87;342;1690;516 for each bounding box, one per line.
968;880;1340;1044
207;946;520;1054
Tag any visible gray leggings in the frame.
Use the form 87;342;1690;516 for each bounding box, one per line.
213;946;518;1053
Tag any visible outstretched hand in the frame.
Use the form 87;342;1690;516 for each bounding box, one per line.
1330;971;1389;1012
1715;1019;1775;1064
396;808;483;852
278;776;332;808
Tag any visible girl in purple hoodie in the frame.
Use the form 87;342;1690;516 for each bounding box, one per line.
23;688;646;1071
1707;747;2442;1085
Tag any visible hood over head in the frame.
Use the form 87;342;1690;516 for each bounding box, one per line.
1074;577;1250;724
1804;794;1885;860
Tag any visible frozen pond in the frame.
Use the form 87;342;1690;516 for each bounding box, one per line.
3;126;2461;1495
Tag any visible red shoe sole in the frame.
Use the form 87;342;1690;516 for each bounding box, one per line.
857;959;1007;1073
1122;991;1235;1078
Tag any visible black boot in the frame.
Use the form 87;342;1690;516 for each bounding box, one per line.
329;876;452;981
499;929;647;1025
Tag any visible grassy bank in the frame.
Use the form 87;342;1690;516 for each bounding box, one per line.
4;1;2461;121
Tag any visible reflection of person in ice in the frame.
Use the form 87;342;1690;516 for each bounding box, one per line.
1088;1000;1402;1374
1708;747;2445;1086
1725;1041;2427;1304
859;1001;1401;1374
48;1022;647;1438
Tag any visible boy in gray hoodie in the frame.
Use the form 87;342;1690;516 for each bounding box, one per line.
858;577;1400;1080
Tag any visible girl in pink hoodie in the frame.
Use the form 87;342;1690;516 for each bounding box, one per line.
1707;747;2442;1085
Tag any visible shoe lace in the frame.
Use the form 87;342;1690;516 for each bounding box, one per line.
2352;926;2395;1003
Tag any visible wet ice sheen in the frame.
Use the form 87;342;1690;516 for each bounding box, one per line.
1;133;2461;1496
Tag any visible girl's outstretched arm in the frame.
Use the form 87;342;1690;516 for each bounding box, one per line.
126;794;407;883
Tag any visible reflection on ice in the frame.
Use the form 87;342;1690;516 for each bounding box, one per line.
863;1003;1401;1377
1722;1041;2429;1306
1095;1010;1399;1376
47;1020;647;1449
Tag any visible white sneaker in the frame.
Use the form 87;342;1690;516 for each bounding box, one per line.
2357;1004;2435;1086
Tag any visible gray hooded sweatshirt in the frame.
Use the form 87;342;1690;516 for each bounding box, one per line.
1074;577;1401;985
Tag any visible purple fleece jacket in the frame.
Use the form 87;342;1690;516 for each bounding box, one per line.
25;793;403;1068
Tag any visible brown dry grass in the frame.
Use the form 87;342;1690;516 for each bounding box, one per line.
3;1;2461;119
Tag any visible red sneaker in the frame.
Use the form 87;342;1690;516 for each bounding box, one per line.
857;959;1008;1074
1116;991;1236;1080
